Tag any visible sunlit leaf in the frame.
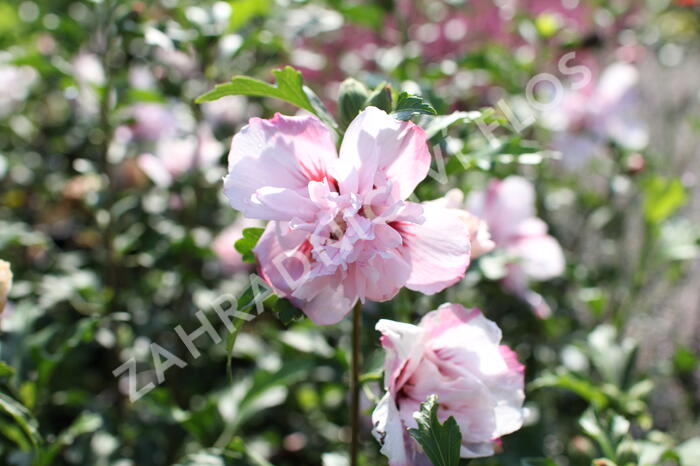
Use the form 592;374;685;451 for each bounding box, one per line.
643;176;687;224
392;92;437;121
234;227;265;263
408;394;462;466
196;66;338;130
0;393;41;449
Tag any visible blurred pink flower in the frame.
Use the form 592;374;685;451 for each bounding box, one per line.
138;123;223;187
424;189;495;258
212;218;261;274
128;103;179;141
223;107;471;325
0;65;37;117
372;303;525;464
543;61;648;168
73;53;105;86
467;176;564;318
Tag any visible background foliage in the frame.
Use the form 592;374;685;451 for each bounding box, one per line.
1;0;700;465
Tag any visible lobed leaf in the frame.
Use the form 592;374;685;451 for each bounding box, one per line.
393;92;437;121
234;227;265;263
408;394;462;466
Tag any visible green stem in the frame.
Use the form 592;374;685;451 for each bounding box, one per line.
350;300;362;466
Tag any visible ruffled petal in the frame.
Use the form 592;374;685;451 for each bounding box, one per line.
375;319;426;395
253;221;312;297
223;113;337;220
397;203;471;295
371;393;413;466
335;107;430;200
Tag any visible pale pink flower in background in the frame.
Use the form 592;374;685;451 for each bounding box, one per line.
542;61;648;168
73;53;105;86
424;189;495;259
138;123;223;187
223;107;471;325
201;95;249;127
372;303;525;464
128;102;179;141
72;53;105;117
0;65;37;118
467;176;565;318
212;217;261;274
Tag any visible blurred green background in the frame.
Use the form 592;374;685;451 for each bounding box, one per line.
1;0;700;464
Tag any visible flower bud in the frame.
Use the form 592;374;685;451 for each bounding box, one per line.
366;82;393;113
338;78;369;128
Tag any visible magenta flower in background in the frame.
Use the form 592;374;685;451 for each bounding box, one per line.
542;61;649;168
467;176;565;318
372;303;525;464
223;107;471;325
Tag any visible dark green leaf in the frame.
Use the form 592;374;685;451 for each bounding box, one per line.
272;298;303;326
392;92;437;120
35;412;101;466
408;394;462;466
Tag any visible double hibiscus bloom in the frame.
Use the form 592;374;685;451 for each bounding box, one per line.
223;105;528;463
224;106;472;324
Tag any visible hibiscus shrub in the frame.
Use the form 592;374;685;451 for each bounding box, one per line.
1;1;700;466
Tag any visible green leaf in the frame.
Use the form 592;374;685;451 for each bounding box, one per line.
643;176;687;224
421;111;483;140
673;346;698;373
219;360;313;433
196;66;337;130
35;412;102;466
228;0;271;31
0;361;15;378
0;392;41;449
234;227;265;263
272;298;303;326
522;459;558;466
408;394;462;466
529;368;609;409
392;92;437;121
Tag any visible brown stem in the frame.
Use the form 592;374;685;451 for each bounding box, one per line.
350;300;362;466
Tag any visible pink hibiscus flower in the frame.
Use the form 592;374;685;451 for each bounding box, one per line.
467;176;565;318
424;188;495;259
542;61;648;168
223;107;471;325
372;303;525;464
